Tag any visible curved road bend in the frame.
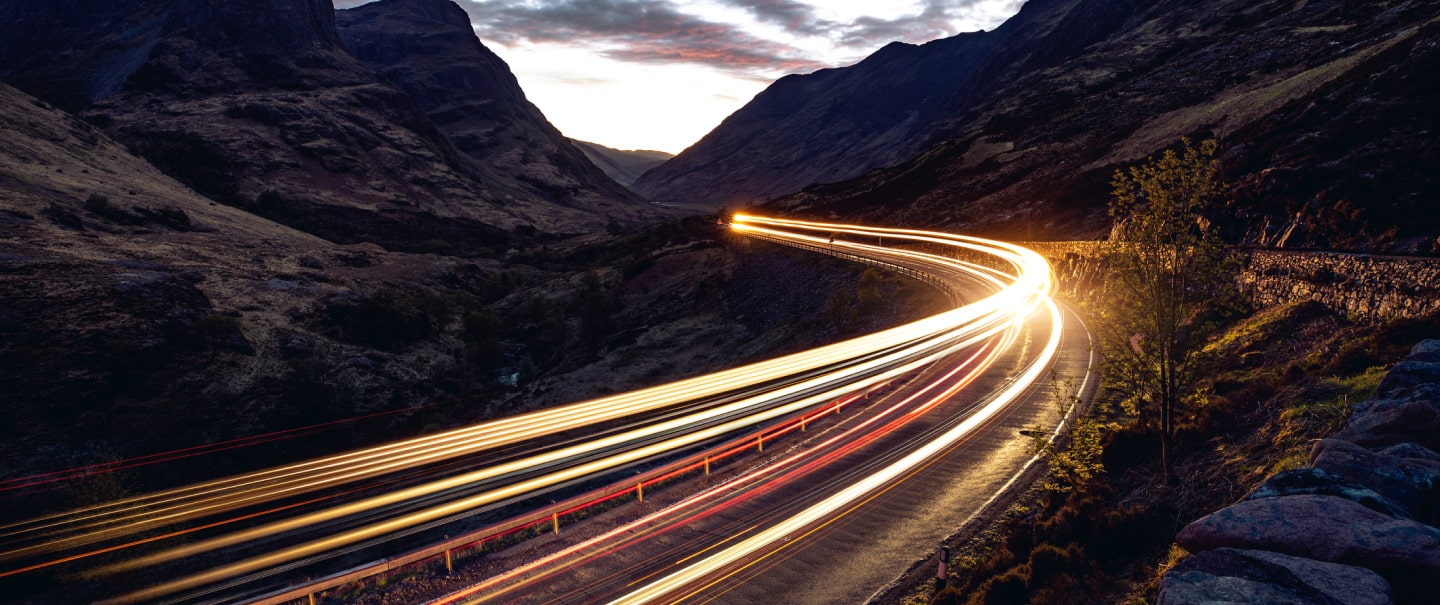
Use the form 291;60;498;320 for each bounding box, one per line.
430;219;1095;605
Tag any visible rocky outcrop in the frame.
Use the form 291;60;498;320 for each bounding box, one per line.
334;0;660;223
1159;548;1392;605
1161;340;1440;604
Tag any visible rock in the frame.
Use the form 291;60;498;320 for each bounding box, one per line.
1409;340;1440;363
1309;439;1440;525
1176;495;1440;594
1376;361;1440;400
1248;467;1411;520
1334;399;1440;453
1379;443;1440;464
1158;547;1392;605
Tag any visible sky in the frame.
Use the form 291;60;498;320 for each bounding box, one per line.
333;0;1027;154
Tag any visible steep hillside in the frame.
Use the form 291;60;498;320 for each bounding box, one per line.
0;0;642;255
570;139;673;187
775;0;1440;252
335;0;663;223
631;0;1142;210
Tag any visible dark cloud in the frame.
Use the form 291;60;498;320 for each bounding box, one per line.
459;0;828;76
376;1;1019;78
835;1;998;48
719;0;834;36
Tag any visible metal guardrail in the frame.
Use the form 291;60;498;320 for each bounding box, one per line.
741;232;965;304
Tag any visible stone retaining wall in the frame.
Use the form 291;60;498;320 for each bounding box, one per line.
1157;340;1440;605
1021;243;1440;322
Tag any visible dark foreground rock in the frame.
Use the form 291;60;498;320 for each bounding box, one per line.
1176;495;1440;592
1158;547;1392;605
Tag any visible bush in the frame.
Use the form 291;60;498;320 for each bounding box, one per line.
321;288;451;351
975;567;1029;605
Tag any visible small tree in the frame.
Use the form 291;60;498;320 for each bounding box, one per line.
856;268;884;313
1100;138;1238;484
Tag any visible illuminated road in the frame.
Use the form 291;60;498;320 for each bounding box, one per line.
420;216;1091;605
0;216;1076;604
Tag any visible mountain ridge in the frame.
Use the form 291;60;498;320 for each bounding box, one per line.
0;0;661;256
335;0;663;223
631;0;1142;210
569;139;673;187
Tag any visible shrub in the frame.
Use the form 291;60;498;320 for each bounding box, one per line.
321;288;451;351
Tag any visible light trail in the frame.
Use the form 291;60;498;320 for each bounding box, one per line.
437;333;1016;605
0;231;1012;560
422;216;1062;605
6;215;1061;605
610;298;1063;605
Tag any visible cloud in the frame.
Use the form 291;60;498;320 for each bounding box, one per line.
834;1;1003;48
718;0;835;36
459;0;828;77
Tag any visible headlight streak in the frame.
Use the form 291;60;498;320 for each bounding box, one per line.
99;306;1020;603
8;215;1058;605
0;241;1010;564
610;296;1063;605
433;331;1017;605
600;216;1060;605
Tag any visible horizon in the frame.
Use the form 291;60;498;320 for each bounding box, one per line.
333;0;1026;154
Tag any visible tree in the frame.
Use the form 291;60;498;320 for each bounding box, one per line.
857;268;884;313
1099;139;1238;484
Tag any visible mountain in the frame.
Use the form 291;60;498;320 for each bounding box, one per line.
631;0;1142;210
335;0;662;222
771;0;1440;252
0;0;655;256
569;140;673;187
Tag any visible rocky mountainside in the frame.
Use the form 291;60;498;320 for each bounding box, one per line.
0;0;658;256
631;0;1142;210
570;139;673;187
773;0;1440;252
335;0;659;222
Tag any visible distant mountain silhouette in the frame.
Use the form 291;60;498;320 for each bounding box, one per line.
569;140;673;187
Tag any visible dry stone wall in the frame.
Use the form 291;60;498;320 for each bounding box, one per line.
1021;243;1440;322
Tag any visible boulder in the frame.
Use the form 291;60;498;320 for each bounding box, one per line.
1375;361;1440;400
1176;495;1440;594
1248;467;1411;520
1309;439;1440;525
1408;340;1440;363
1158;547;1392;605
1379;443;1440;464
1334;398;1440;453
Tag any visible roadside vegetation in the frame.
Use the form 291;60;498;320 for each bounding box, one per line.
925;140;1440;605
